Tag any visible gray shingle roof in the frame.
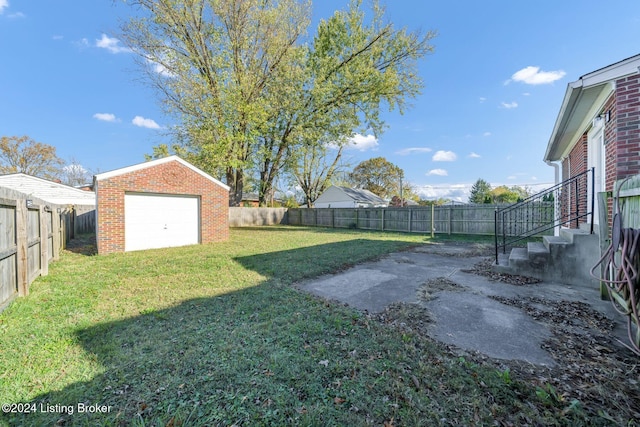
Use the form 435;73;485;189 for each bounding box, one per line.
337;186;386;205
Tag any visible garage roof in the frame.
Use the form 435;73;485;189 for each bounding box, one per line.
94;155;230;190
0;173;96;205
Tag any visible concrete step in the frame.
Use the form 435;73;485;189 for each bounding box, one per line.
560;228;597;244
492;228;600;287
509;247;528;264
543;235;569;250
526;242;550;266
493;253;512;274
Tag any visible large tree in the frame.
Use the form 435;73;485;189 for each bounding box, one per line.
0;135;64;180
122;0;434;205
122;0;310;205
286;138;352;207
469;178;492;204
490;185;529;204
348;156;404;199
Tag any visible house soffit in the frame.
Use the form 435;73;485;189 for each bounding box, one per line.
547;83;612;161
545;53;640;162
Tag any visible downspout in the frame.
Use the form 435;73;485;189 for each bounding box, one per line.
545;159;561;236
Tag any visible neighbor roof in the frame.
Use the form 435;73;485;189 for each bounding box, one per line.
0;173;96;205
94;155;230;190
336;186;387;205
545;53;640;162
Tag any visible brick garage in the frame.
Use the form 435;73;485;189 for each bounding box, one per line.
94;156;229;255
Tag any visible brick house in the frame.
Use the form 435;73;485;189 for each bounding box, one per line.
544;53;640;233
94;156;229;254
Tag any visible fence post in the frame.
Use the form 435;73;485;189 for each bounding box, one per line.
431;204;435;238
408;209;413;233
355;209;359;229
16;200;28;296
381;208;385;231
448;205;452;235
52;208;61;261
40;206;48;277
331;208;335;228
494;208;499;264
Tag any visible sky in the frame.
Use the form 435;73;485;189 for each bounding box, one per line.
1;1;640;202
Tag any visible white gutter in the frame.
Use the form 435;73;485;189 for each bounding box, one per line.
545;159;561;185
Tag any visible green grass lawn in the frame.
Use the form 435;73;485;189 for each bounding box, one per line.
0;227;580;426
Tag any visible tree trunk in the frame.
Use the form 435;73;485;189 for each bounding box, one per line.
226;167;244;206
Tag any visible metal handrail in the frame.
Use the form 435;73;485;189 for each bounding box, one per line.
495;167;594;264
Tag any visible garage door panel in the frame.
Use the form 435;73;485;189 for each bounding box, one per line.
125;194;199;251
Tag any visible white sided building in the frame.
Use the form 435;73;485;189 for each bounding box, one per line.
314;185;388;208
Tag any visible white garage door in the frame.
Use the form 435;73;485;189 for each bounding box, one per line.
125;193;199;252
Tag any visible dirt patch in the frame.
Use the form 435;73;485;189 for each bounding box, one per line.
373;302;433;336
490;295;640;424
417;277;464;301
64;234;97;256
414;242;494;257
461;257;541;285
376;289;639;424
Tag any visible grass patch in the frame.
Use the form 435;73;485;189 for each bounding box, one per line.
0;227;618;426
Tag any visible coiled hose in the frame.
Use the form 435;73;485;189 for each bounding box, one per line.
590;179;640;355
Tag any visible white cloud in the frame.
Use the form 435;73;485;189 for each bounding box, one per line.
132;115;161;129
93;112;118;122
509;66;566;85
74;38;90;49
426;169;448;176
501;101;518;109
0;0;8;14
96;34;131;54
483;132;491;137
396;147;432;155
416;184;469;202
147;58;174;77
432;150;457;162
326;133;378;151
479;97;487;103
468;152;481;158
347;133;378;151
63;163;88;175
415;181;553;203
52;35;64;41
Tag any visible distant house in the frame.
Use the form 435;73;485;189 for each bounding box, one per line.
314;185;388;208
0;173;96;206
240;192;284;207
544;53;640;232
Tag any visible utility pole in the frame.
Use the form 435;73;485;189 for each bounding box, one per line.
399;172;404;207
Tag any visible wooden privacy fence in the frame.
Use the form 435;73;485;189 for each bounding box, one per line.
288;205;511;235
0;197;95;311
229;207;288;227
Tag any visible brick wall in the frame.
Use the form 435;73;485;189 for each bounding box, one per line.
603;92;617;227
96;159;229;254
561;134;588;228
614;74;640;182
